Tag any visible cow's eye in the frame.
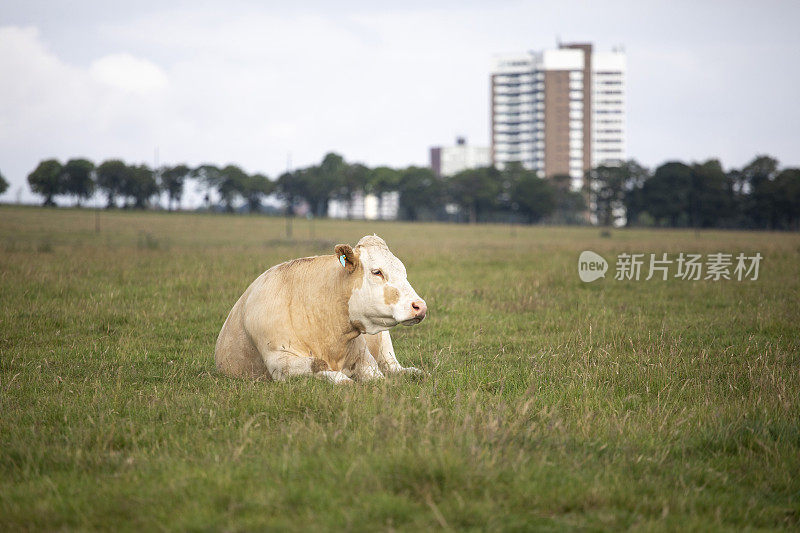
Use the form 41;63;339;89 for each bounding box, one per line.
371;269;384;279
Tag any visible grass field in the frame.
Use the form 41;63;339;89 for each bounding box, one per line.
1;205;799;531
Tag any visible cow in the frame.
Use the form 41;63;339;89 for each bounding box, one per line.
214;235;427;384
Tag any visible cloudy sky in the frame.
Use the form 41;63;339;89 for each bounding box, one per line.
1;0;799;204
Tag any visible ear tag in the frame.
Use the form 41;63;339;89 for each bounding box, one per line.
339;254;347;268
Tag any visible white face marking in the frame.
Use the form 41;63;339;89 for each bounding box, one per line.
347;238;425;334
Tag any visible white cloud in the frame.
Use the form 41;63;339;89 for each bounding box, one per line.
90;53;168;94
0;25;177;202
0;26;92;136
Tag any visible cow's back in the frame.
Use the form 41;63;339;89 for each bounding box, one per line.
215;279;269;379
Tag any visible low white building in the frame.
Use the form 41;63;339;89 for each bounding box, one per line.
328;191;400;220
430;137;491;177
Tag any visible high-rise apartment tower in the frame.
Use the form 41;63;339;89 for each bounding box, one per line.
490;42;625;189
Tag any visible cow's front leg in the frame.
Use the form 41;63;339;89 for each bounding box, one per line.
342;337;385;382
261;348;352;384
364;331;425;376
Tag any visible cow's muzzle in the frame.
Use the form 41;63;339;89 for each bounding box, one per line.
411;299;427;320
401;299;427;325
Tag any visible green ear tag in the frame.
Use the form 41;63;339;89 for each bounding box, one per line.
339;255;347;268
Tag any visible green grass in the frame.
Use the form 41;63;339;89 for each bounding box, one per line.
1;205;799;531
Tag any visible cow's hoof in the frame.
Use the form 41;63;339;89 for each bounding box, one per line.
318;370;354;384
400;366;428;379
359;368;386;381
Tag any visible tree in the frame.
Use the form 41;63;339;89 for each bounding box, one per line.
160;164;190;211
541;173;588;224
623;159;737;228
366;166;400;196
447;166;501;223
277;169;303;217
195;165;272;213
319;152;346;180
278;154;346;218
215;165;249;212
192;164;222;209
0;169;8;196
240;173;274;213
339;163;370;218
397;166;443;221
588;165;622;226
121;164;158;209
27;159;64;206
740;155;779;228
689;159;735;228
588;161;649;227
771;168;800;230
62;158;95;206
611;160;649;226
740;155;778;191
366;166;400;218
275;154;377;218
307;153;346;217
498;162;528;215
512;169;555;223
96;160;131;208
641;161;693;227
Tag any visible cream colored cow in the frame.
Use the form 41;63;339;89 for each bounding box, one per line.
215;235;427;383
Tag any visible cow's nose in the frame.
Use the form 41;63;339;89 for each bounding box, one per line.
411;299;427;319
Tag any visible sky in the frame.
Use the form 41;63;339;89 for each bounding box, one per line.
1;0;799;205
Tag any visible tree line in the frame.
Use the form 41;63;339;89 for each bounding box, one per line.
591;156;800;230
14;152;800;229
24;158;274;212
277;154;585;223
20;153;586;223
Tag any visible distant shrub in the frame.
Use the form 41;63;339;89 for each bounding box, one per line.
635;212;656;227
137;231;166;250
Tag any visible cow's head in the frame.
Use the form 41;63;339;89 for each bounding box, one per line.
335;235;427;335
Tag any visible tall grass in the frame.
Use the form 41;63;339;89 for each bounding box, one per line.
1;206;798;530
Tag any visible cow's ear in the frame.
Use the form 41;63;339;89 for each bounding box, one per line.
334;244;359;274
